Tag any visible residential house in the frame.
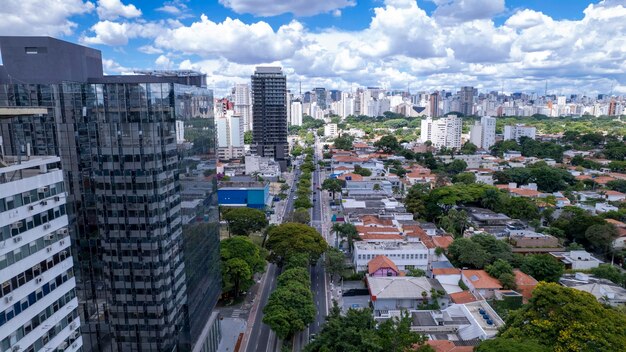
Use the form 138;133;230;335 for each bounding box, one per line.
513;269;538;302
461;270;503;299
550;250;603;270
367;276;449;317
604;190;626;202
607;219;626;249
368;255;401;277
508;229;564;254
560;273;626;306
353;241;429;272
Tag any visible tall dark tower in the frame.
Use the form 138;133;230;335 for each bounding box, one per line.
251;66;288;171
459;86;475;117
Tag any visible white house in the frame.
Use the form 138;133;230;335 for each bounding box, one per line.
353;241;429;272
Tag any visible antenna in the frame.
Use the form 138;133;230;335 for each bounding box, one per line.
299;80;302;96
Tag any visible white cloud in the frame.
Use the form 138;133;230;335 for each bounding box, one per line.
96;0;141;20
81;20;167;46
154;15;305;63
155;55;172;68
156;5;181;15
0;0;94;36
433;0;505;24
102;58;130;74
138;45;164;54
218;0;355;17
505;9;551;29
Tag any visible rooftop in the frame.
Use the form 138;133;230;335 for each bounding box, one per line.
355;241;427;251
368;276;443;300
462;270;502;289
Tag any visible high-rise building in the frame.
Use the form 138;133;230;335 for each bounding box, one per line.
469;116;496;149
233;84;252;132
608;99;617;116
0;111;81;352
429;91;440;117
459;86;475;117
290;101;303;126
420;115;462;149
216;111;245;160
251;66;288;171
313;87;327;110
329;89;341;102
503;124;537;141
0;36;221;352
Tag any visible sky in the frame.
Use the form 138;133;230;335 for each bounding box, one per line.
0;0;625;96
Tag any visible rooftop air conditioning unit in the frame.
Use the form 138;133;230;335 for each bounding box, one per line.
28;205;35;211
44;234;55;240
13;236;22;243
58;229;69;235
58;342;68;350
54;196;61;202
69;322;77;330
70;331;80;339
4;296;13;303
43;224;51;230
47;247;53;253
11;222;23;229
38;187;49;193
40;201;48;206
35;277;43;284
11;346;19;352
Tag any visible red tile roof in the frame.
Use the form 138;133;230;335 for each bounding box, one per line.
513;269;538;302
462;270;502;289
337;173;364;181
360;215;393;226
449;291;479;304
355;225;399;235
368;255;399;275
425;340;474;352
432;268;461;276
433;236;454;249
361;233;404;241
509;188;542;198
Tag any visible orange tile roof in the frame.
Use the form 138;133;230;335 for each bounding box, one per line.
432;268;461;276
575;175;592;181
513;269;538;301
609;172;626;180
605;190;626;196
404;225;428;237
606;219;626;228
353;142;369;148
334;166;352;171
361;233;404;241
449;291;479;304
360;215;393;226
593;176;616;185
496;184;510;189
462;270;503;289
433;236;454;249
425;340;474;352
337;173;364;181
355;225;399;235
333;156;367;163
368;255;399;275
509;188;542;198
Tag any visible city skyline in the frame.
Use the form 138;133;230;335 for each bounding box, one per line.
0;0;624;95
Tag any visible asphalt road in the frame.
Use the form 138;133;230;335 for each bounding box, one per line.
246;166;299;352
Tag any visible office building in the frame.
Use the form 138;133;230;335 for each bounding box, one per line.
251;66;289;171
233;84;252;132
503;124;537;141
459;86;475;117
429;91;440;117
469;116;496;149
420;115;462;149
324;123;338;138
290;101;303;126
314;87;327;110
216;112;245;160
0;111;81;352
0;36;221;352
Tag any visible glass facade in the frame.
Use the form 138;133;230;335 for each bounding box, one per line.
0;81;220;352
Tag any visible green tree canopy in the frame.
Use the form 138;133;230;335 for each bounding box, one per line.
322;178;343;199
334;134;355;150
460;142;478;155
324;247;346;281
590;264;626;286
277;267;311;288
452;172;476;184
447;238;490;269
220;236;265;297
476;338;550;352
223;207;268;236
266;223;327;264
287;208;311;224
262;282;316;339
374;135;402;153
353;165;373;176
497;282;626;351
520;254;564;283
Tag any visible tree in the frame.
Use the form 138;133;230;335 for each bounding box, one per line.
277;267;311;287
447;238;490;269
584;223;619;255
220;236;265;297
406;268;426;277
590;264;626;286
486;259;514;279
223;207;268;236
471;233;514;264
284;253;309;270
552;207;606;247
333;134;355;150
445;159;468;175
353;165;372;176
460;142;478;155
373;183;382;191
452;172;476;184
287;208;310;224
263;282;316;339
325;248;346;281
497;282;626;351
520;254;564;282
476;338;550;352
438;209;468;237
294;196;313;209
305;304;428;352
498;272;517;290
332;223;359;252
504;197;540;220
223;258;252;298
322;178;343;199
481;188;504;211
244;130;252;144
266;223;328;264
374;135;401;153
607;179;626;193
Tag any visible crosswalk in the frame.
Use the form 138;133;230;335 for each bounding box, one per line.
232;309;244;318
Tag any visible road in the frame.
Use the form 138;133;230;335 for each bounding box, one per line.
246;165;300;352
293;136;329;350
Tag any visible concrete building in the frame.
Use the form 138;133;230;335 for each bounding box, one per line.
216;111;245;160
353;241;429;272
0;36;221;352
469;116;496;149
313;87;327;110
251;67;289;171
233;84;252;132
459;86;475;117
550;250;603;270
503;124;537;141
420;115;462;149
290;101;303;126
217;181;270;209
367;276;449;317
0;149;81;352
324;123;338;138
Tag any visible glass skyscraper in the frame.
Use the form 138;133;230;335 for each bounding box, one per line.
0;37;220;352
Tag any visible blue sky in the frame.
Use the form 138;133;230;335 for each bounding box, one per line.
1;0;624;95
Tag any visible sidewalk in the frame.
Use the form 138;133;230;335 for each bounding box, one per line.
217;317;247;352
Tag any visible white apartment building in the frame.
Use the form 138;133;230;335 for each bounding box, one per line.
420;115;462;149
0;156;81;352
216;111;244;160
233;84;252;132
290;101;303;126
175;120;185;144
353;241;429;272
324;123;338;138
503;124;536;141
469;116;496;149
